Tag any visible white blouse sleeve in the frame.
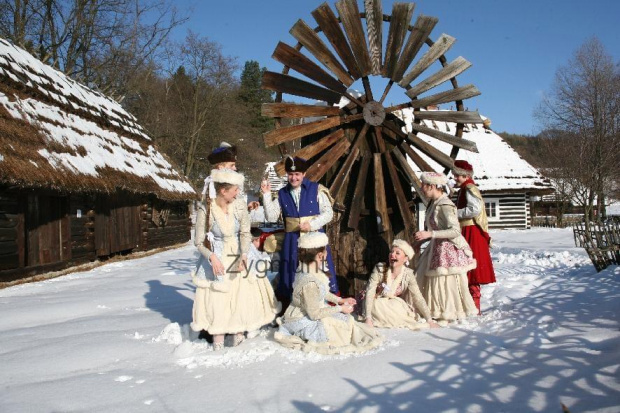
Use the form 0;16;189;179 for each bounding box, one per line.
457;190;483;220
262;192;281;222
309;191;334;231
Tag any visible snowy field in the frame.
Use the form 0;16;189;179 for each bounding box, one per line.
0;228;618;412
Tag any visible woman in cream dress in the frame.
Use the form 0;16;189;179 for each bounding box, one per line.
363;240;439;330
274;232;383;355
191;169;278;350
414;172;478;322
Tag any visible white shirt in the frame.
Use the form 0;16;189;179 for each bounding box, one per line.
262;186;333;231
457;189;482;220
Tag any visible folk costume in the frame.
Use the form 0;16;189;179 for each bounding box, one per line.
191;169;278;339
274;233;382;355
362;240;433;330
262;157;339;301
416;172;478;322
453;160;496;313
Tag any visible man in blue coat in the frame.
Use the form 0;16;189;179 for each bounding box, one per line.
261;156;339;306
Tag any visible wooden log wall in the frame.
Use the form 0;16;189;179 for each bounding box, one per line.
484;192;531;230
0;191;23;272
144;197;191;250
69;194;96;263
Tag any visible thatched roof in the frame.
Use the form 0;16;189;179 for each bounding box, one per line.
0;38;195;201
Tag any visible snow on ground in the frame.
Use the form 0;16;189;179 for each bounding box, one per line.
0;228;618;412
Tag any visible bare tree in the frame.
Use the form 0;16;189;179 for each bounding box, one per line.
536;37;620;225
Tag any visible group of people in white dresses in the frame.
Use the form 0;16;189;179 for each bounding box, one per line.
189;144;489;354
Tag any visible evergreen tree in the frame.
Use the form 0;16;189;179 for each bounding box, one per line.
239;60;274;132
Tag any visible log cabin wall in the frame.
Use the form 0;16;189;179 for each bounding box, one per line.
144;196;191;250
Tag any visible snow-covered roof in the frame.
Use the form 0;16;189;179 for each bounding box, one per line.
0;38;195;200
395;108;552;193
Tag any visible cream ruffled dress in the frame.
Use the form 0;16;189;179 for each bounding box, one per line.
191;200;278;335
275;270;383;355
362;264;432;330
417;194;478;321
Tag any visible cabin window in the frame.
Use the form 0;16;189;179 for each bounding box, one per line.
485;198;500;221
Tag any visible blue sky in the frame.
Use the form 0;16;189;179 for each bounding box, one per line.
172;0;619;135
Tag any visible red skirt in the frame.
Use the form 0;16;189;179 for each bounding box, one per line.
462;225;496;285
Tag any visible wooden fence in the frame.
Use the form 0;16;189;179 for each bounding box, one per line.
573;218;620;271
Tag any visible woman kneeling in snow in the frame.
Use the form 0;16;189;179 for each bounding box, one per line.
361;239;439;330
274;232;383;354
414;172;478;323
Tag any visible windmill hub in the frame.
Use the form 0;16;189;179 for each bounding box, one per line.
363;100;385;126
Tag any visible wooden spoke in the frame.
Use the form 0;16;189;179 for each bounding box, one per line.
391;147;427;205
262;102;340;119
264;116;341;147
399;141;434;172
400;34;456;87
378;80;394;104
406;56;472;98
343;91;365;108
330;123;369;200
335;0;371;77
364;0;383;76
413;110;484;123
392;15;438;83
362;76;374;101
272;42;346;94
347;155;371;229
305;138;351;182
273;129;345;176
290;19;354;87
410;84;481;108
373;153;391;233
312;3;361;79
262;71;341;104
383;2;415;79
405;133;455;170
409;122;478;152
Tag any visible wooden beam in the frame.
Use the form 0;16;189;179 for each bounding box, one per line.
383;2;415;79
262;103;340;118
273;129;345;176
335;0;371;77
392;15;438;82
329;123;369;200
312;2;361;79
271;42;346;93
305;137;351;182
400;33;456;87
347;155;371;229
413;110;484;124
373;153;391;233
408;122;478;152
262;71;341;104
410;84;481;108
399;140;434;172
405;133;455;170
406;56;472;98
391;147;428;205
263;116;341;147
290;19;354;86
364;0;383;76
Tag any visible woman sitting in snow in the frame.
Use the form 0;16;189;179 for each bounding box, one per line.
361;239;439;330
274;232;383;354
191;169;278;350
414;172;478;324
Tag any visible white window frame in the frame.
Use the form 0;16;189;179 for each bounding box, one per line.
485;198;501;222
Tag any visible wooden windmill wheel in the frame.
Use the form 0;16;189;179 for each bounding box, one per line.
261;0;483;285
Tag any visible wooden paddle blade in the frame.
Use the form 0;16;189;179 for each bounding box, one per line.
409;122;478;152
330;123;369;200
262;71;342;104
263;116;341;147
290;19;354;86
272;42;347;94
305;137;351;182
400;33;456;87
413;110;484;124
383;2;415;79
410;84;481;108
347;155;371;229
391;147;427;205
385;147;415;235
273;129;345;175
364;0;383;76
406;56;472;98
262;103;340;119
373;153;391;233
392;15;438;82
399;141;434;172
406;133;455;170
336;0;371;77
312;2;361;79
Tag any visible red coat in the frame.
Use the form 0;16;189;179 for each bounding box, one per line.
457;180;496;285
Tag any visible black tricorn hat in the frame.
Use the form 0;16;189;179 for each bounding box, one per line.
284;156;310;173
207;142;237;165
